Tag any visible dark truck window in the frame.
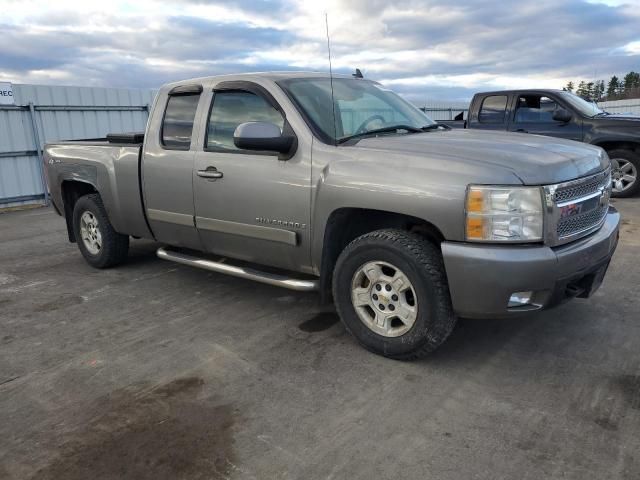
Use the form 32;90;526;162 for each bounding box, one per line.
478;95;508;124
207;91;284;151
515;95;559;123
161;94;200;149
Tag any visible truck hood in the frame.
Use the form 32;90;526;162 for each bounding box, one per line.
598;113;640;122
595;113;640;128
354;129;609;185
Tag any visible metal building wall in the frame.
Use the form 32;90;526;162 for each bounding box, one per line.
0;84;156;209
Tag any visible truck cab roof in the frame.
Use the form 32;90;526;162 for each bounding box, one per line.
161;71;360;91
473;89;566;96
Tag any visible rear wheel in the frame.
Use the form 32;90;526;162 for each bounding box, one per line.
609;149;640;198
332;229;457;360
72;194;129;268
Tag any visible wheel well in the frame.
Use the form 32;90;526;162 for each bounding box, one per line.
594;141;640;155
318;208;445;304
61;181;98;242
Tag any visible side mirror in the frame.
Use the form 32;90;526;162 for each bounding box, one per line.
233;122;295;155
553;109;572;123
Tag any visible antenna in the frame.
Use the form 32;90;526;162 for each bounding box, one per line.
325;13;338;145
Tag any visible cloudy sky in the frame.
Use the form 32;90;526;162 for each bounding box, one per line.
1;0;639;101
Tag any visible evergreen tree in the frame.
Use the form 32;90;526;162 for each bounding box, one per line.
622;71;640;98
596;80;605;101
567;72;640;100
606;75;619;99
576;81;588;98
623;71;640;90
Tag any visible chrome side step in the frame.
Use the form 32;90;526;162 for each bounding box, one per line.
156;247;319;292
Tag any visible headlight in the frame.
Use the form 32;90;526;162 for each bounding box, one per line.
465;186;543;242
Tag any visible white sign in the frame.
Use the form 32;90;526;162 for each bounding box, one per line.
0;82;14;105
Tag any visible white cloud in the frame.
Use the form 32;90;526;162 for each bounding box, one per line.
586;0;637;5
381;73;568;91
1;0;639;101
622;41;640;55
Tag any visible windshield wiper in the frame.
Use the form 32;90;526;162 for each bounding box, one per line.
421;123;449;130
338;125;423;144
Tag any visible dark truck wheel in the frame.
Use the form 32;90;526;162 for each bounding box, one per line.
609;149;640;198
332;229;457;360
72;194;129;268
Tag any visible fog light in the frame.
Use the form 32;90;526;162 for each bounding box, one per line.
508;291;534;308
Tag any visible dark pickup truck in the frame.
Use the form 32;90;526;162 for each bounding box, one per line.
441;89;640;197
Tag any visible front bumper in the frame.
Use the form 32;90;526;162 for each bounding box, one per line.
441;207;620;319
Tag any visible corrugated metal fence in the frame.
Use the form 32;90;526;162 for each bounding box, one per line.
2;86;637;210
420;100;470;121
597;99;640;115
0;83;156;209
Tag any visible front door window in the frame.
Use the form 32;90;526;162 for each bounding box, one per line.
514;95;559;123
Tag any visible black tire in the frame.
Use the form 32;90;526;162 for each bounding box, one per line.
332;229;456;360
609;149;640;198
72;193;129;268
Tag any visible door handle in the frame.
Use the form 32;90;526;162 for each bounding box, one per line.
197;167;223;179
515;129;528;133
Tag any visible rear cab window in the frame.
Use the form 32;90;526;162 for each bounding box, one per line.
478;95;508;124
161;92;201;150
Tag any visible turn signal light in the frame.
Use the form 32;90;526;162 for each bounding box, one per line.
465;186;543;242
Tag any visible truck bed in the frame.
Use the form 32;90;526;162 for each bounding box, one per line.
44;137;152;240
49;131;145;147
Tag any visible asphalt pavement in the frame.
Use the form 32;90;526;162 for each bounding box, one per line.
1;199;639;479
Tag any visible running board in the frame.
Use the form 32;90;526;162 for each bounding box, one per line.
156;247;319;292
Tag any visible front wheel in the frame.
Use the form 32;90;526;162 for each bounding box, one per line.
332;229;457;360
72;194;129;268
609;149;640;198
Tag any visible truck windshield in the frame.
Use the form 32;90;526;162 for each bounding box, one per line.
558;91;605;117
277;77;437;144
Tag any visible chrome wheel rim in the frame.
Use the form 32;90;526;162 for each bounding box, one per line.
351;261;418;338
80;211;102;255
611;158;637;193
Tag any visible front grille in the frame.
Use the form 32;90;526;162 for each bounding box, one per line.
554;169;610;203
557;205;608;238
545;168;611;245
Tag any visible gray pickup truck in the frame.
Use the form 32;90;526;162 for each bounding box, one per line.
45;72;620;359
440;89;640;197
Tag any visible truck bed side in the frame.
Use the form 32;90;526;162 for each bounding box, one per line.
44;141;153;240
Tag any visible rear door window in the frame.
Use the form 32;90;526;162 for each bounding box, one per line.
478;95;508;124
161;93;201;149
